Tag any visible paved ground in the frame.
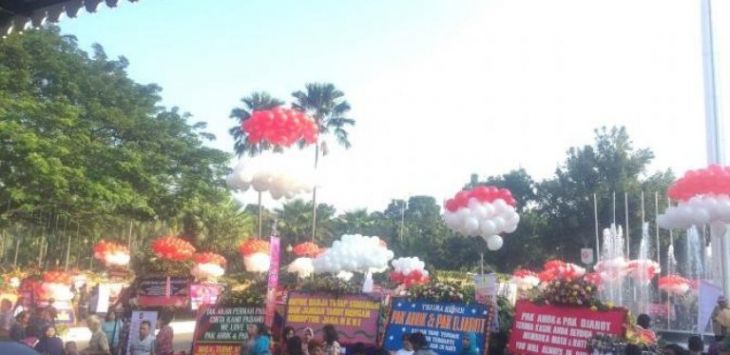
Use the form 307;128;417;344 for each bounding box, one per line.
62;320;196;352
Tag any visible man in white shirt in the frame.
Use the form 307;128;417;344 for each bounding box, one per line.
129;320;155;355
395;334;413;355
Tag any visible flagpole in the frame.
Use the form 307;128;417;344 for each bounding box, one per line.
701;0;730;298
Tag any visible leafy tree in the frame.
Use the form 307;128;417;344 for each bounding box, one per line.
275;199;336;246
536;127;673;264
0;28;246;268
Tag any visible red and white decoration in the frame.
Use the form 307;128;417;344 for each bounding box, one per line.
313;234;394;274
658;165;730;229
39;271;73;302
288;242;322;278
594;257;629;283
442;186;520;250
538;260;586;282
242;107;318;148
511;269;540;291
92;240;130;267
239;239;270;273
626;259;661;284
390;257;430;287
191;252;227;281
151;236;196;261
658;275;690;295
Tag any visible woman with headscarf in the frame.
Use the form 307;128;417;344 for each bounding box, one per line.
34;325;64;355
460;333;479;355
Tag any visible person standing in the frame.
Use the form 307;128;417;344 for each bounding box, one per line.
395;334;414;355
286;336;304;355
240;324;259;355
0;299;15;337
128;320;155;355
10;311;29;342
249;324;271;355
155;312;174;355
302;328;314;355
81;315;110;355
713;296;730;341
409;333;436;355
322;325;340;355
101;310;122;353
34;325;64;355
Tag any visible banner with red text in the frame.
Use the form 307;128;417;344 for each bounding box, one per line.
284;292;381;346
508;300;627;355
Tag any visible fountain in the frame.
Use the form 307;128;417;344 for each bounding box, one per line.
634;222;655;315
599;224;625;306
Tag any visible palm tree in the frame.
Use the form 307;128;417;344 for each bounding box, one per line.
292;83;355;240
229;92;285;157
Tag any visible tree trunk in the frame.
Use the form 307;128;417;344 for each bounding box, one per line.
13;238;20;267
311;143;320;241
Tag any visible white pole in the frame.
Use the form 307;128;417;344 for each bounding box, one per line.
701;0;730;298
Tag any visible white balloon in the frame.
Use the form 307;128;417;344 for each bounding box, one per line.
484;235;503;251
492;216;506;231
493;199;508;213
504;220;518;233
464;217;480;235
479;220;497;237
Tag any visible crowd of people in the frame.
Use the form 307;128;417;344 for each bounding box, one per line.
0;292;176;355
261;323;478;355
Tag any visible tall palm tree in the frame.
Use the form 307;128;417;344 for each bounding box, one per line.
229;92;285;157
291;83;355;240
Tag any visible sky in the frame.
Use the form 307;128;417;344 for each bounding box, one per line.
56;0;730;212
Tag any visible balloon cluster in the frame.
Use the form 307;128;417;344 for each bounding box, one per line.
40;271;73;302
42;271;72;285
390;257;430;287
293;242;322;258
151;236;196;261
626;259;661;284
313;234;394;274
442;186;520;250
594;257;629;283
658;275;690;295
511;269;540;291
658;195;730;230
288;257;315;279
538;260;586;282
93;240;130;267
242;108;318;147
239;239;270;273
226;157;314;200
191;252;227;281
668;165;730;201
287;242;322;279
659;165;730;229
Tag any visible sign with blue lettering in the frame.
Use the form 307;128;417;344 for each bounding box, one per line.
384;299;491;355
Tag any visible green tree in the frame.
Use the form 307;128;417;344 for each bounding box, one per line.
292;83;355;240
275;199;336;246
0;28;246;268
536;126;673;264
228;92;285;157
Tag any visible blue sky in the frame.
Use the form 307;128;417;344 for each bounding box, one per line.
57;0;730;211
